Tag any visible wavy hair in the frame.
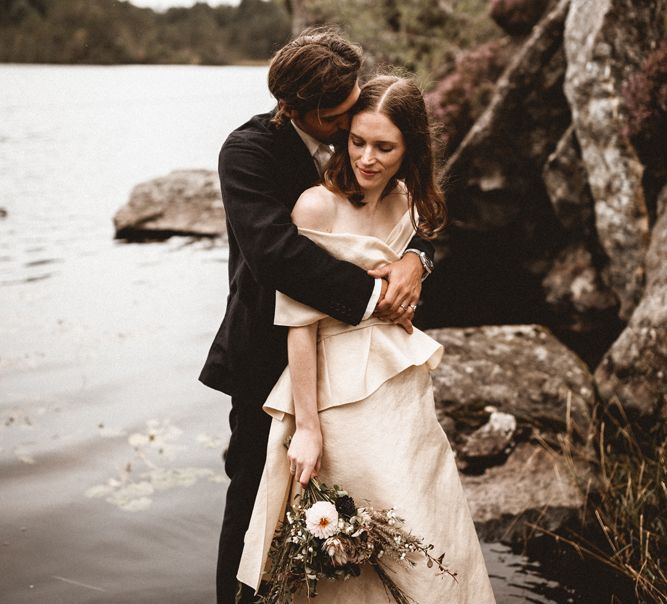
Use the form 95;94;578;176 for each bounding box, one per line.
324;75;447;239
268;27;362;127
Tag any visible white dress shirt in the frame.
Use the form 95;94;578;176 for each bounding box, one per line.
291;121;381;320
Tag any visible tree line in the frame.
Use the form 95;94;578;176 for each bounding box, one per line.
0;0;292;64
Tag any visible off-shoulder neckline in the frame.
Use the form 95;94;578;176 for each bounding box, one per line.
297;209;413;246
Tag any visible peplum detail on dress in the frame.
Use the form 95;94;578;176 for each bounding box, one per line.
264;315;443;421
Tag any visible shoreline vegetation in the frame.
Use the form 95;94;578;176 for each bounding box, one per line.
535;398;666;603
0;0;292;65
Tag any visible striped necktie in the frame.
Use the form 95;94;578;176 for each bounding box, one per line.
313;144;333;177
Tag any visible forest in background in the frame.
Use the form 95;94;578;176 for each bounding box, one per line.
0;0;501;75
0;0;292;64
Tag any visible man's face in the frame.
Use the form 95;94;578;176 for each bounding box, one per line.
290;83;361;144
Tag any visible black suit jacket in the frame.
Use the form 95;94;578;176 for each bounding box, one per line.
199;112;434;401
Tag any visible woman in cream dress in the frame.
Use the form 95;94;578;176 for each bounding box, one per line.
237;75;496;603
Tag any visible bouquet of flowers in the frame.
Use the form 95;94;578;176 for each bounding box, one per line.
259;478;457;604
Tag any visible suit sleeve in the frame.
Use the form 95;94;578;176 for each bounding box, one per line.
405;234;435;265
219;139;374;326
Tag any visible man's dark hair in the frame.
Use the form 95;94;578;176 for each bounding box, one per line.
268;27;362;126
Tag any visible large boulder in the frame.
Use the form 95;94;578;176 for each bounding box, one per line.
562;0;666;320
595;186;667;420
422;0;581;348
113;170;225;240
427;324;595;542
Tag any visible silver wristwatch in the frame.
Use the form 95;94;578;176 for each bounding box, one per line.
403;248;434;281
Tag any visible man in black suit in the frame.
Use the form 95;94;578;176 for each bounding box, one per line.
199;29;435;604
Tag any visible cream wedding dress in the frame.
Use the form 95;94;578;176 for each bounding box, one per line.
237;210;496;603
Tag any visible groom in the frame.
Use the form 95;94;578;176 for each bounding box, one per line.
199;28;435;604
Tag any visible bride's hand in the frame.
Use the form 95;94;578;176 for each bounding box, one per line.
368;254;423;333
287;426;322;487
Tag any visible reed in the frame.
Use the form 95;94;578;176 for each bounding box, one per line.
536;395;666;603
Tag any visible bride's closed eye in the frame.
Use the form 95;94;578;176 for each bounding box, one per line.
350;136;395;154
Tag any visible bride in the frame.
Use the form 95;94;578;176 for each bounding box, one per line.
237;74;496;603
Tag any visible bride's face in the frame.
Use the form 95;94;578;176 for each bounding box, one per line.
348;110;406;194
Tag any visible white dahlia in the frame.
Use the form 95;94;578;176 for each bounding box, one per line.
305;501;339;539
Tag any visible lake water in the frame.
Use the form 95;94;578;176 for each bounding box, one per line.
0;64;579;603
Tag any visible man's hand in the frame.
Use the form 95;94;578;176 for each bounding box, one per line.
369;253;423;333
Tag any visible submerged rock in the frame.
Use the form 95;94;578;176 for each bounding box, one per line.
114;170;225;240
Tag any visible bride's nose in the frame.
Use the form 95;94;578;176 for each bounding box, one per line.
360;145;376;165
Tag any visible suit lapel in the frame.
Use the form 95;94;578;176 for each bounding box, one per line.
274;122;320;210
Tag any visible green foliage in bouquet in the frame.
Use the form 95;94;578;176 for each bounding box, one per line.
259;478;456;604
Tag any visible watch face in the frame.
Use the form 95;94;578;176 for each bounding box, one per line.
422;253;434;272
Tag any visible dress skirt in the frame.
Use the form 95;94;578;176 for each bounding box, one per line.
238;364;496;603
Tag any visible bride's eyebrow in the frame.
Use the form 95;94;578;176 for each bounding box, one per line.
350;132;397;145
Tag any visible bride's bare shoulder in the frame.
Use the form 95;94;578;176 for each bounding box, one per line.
291;185;337;231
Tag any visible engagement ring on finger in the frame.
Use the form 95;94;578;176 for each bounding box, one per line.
400;304;407;310
410;304;417;311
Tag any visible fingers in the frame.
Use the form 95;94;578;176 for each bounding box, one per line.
396;315;414;334
377;282;420;317
288;454;320;487
298;464;315;488
367;266;390;279
376;298;419;323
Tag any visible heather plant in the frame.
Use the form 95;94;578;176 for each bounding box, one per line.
425;38;517;159
622;41;667;174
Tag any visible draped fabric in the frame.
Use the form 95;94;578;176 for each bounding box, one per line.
236;209;496;603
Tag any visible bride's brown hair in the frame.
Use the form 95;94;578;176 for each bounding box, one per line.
323;75;447;239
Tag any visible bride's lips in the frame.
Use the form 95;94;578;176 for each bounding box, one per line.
357;166;379;178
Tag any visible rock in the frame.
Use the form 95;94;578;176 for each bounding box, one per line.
459;409;517;469
541;243;619;333
595;185;667;420
541;125;593;236
426;323;595;543
442;0;570;232
422;1;580;351
428;324;595;445
0;207;7;218
490;0;550;36
462;441;588;543
113;170;225;240
563;0;666;320
540;125;620;336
